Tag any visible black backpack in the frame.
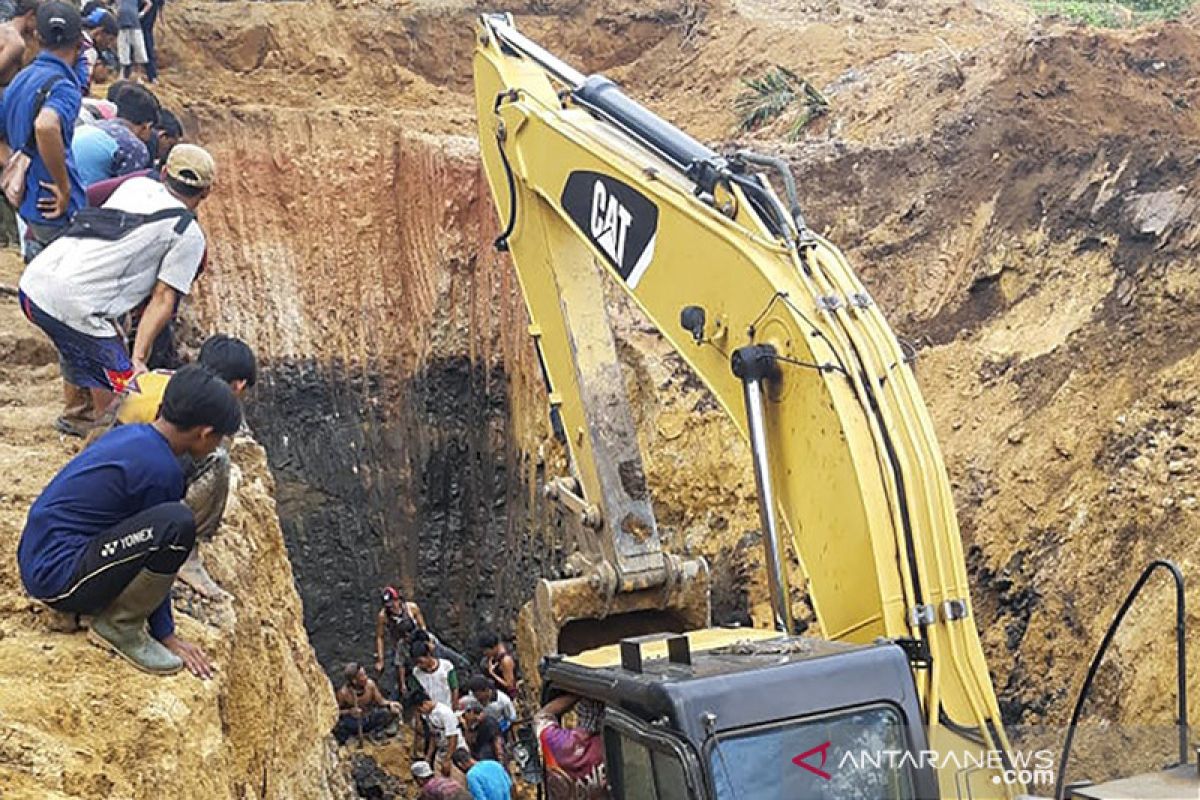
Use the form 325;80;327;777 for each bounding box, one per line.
62;206;195;241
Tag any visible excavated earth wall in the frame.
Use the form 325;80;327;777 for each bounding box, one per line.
186;112;564;675
136;0;1200;788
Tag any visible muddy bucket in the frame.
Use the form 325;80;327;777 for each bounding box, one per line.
517;556;711;695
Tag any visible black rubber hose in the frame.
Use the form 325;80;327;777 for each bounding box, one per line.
492;91;519;252
1054;559;1188;799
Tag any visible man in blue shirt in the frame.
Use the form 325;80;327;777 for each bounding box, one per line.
0;1;85;262
451;749;514;800
18;365;241;677
72;82;156;186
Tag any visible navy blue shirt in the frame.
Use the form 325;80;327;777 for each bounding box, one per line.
18;424;185;639
0;52;85;227
117;0;140;28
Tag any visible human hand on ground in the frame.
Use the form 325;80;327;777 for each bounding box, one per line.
162;634;214;679
36;181;68;219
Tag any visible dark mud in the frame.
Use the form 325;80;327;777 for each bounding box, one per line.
246;355;565;687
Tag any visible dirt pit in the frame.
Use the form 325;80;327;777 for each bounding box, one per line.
141;0;1200;792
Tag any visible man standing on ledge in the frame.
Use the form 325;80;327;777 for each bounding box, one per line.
0;1;86;261
17;365;241;677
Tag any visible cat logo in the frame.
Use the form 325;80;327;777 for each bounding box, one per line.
590;180;633;267
561;171;659;288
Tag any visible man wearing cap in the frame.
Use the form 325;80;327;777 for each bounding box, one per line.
18;143;216;429
460;695;505;763
0;1;86;261
375;585;428;694
411;760;471;800
77;9;118;93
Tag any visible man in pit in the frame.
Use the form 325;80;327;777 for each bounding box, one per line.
375;584;429;694
334;662;401;744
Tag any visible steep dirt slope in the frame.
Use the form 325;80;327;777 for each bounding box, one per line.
147;0;1200;785
0;259;353;798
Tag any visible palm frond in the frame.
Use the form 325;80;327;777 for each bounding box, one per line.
734;66;829;137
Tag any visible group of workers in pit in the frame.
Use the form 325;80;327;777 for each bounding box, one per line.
331;588;610;799
6;2;614;798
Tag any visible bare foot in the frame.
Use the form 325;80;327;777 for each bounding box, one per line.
177;550;229;600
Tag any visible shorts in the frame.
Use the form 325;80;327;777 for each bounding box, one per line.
118;27;148;65
20;291;134;392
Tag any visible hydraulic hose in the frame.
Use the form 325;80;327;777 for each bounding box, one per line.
735;149;812;241
492;90;520;252
1054;559;1188;799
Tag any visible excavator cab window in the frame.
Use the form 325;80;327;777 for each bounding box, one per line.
603;707;705;800
706;704;917;799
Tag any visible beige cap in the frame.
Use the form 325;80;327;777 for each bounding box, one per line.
164;144;216;189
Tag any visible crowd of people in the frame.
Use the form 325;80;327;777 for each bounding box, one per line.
0;0;178;263
333;588;611;799
9;0;238;679
333;589;524;798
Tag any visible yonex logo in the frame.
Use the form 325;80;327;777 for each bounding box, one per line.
99;527;153;559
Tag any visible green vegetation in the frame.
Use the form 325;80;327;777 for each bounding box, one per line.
734;66;829;141
1027;0;1195;27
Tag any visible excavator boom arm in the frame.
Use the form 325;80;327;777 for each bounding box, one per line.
474;15;1016;797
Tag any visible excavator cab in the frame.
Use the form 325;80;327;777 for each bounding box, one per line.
538;629;939;800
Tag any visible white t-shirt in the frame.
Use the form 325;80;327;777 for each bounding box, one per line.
484;690;517;725
19;177;206;338
412;659;456;709
425;702;466;751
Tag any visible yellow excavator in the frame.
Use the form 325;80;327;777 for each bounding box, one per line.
472;14;1194;799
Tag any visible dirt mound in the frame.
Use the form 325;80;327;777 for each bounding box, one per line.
761;13;1200;780
0;258;353;799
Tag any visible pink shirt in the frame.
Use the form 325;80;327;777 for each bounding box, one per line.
536;713;608;799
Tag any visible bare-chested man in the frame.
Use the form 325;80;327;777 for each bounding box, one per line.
0;0;38;86
333;662;401;744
